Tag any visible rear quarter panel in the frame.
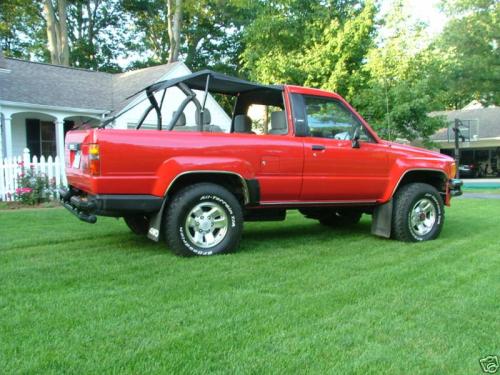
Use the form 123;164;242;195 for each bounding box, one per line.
88;129;303;200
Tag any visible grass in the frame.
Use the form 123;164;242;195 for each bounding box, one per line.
463;188;500;194
1;200;499;374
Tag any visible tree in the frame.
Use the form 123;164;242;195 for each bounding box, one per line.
0;1;46;60
68;0;126;71
352;1;445;141
121;0;170;64
241;0;377;100
44;0;70;65
431;0;500;107
122;0;255;73
167;0;182;62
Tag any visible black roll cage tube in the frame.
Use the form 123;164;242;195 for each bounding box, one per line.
136;75;211;131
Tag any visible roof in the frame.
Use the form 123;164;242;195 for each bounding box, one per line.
0;56;177;113
146;69;283;95
430;107;500;141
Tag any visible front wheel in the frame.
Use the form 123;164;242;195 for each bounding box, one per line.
164;183;243;256
391;183;444;242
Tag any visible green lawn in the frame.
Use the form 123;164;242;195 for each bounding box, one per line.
1;200;499;374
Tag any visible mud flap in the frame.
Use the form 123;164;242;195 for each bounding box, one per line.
371;200;393;238
147;198;168;242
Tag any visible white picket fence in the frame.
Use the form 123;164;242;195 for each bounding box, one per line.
0;148;67;201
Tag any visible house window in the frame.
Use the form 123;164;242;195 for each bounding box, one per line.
25;119;74;158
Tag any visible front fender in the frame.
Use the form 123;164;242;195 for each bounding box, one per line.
151;156;255;196
380;157;449;202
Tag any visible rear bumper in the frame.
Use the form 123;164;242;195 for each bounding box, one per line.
59;187;163;223
449;178;463;197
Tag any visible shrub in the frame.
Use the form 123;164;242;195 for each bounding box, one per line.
15;162;57;205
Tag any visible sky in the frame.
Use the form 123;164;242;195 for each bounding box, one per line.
383;0;448;36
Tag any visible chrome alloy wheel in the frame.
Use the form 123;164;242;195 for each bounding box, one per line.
184;202;229;248
409;198;437;237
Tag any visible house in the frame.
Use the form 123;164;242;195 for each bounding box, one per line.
0;51;230;163
430;104;500;175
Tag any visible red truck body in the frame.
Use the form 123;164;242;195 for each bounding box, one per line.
61;70;462;256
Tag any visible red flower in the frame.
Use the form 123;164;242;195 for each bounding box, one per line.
15;187;32;195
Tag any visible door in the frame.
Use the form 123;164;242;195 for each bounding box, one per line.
298;95;390;201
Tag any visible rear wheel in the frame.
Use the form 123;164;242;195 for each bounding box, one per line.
124;215;149;235
391;183;444;242
164;183;243;256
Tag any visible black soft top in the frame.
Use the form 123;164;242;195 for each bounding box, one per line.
145;69;283;95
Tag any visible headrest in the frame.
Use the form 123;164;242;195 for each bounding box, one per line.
195;108;211;125
269;111;287;134
172;111;186;126
234;115;252;133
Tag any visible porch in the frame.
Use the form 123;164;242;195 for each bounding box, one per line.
0;106;102;161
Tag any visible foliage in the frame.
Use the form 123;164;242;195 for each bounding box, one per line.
241;0;376;92
123;0;255;74
15;162;57;205
351;2;446;141
0;1;47;60
430;0;500;107
67;0;127;72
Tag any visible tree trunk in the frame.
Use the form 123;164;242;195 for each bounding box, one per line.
58;0;69;66
44;0;59;64
44;0;69;66
167;0;182;63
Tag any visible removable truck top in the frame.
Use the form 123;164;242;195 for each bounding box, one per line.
60;70;463;256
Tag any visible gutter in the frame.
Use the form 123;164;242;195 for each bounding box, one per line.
0;100;109;115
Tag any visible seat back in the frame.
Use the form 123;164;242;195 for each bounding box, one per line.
195;108;211;126
269;111;287;135
234;115;252;133
172;111;186;127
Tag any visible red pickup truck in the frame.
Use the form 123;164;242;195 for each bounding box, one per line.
60;70;462;256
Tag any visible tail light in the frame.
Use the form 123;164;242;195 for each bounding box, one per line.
82;143;100;176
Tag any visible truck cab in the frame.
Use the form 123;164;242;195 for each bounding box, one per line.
60;70;462;256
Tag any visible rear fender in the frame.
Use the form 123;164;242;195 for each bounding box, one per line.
152;156;255;197
146;157;255;242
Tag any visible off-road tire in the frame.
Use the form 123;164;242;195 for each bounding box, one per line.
164;183;243;256
124;215;150;235
391;183;444;242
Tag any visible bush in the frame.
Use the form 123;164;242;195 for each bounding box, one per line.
15;162;57;205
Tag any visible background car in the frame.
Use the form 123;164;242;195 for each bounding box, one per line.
459;163;482;178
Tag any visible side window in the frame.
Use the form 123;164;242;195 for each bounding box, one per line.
233;104;287;135
304;96;366;140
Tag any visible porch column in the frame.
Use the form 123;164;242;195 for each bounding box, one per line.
4;116;13;158
55;117;65;164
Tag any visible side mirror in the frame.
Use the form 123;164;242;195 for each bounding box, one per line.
352;126;361;148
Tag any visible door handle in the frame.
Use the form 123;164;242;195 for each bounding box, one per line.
311;145;326;151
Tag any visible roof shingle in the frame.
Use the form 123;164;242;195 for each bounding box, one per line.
0;57;177;113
